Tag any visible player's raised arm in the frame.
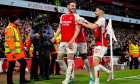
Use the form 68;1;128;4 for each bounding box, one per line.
77;20;98;30
52;13;63;43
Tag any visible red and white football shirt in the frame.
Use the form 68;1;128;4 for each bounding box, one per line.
60;13;79;42
94;17;108;47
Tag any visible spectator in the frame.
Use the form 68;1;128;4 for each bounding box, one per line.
0;37;5;58
0;37;5;74
24;0;140;19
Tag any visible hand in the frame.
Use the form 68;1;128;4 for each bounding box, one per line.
68;40;74;49
13;54;16;58
51;37;56;43
54;6;58;12
35;33;40;37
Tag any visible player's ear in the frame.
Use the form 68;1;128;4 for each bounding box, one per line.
67;4;69;8
101;10;104;14
100;10;103;15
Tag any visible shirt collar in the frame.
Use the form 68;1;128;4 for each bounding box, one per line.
8;22;17;29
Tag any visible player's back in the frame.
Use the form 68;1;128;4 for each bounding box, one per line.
94;17;108;47
60;14;76;42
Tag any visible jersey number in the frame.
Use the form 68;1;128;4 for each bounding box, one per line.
96;48;100;53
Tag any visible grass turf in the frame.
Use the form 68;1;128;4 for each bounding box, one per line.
3;69;140;84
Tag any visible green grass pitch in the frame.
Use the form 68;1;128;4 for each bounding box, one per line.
4;69;140;84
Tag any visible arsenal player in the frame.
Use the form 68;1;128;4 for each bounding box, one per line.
77;6;112;84
51;0;80;84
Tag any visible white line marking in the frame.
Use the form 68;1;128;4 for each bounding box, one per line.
114;75;140;81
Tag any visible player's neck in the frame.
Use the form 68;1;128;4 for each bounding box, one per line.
67;11;73;15
98;15;103;19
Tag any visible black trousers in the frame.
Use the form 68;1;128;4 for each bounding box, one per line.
39;47;50;78
130;57;139;70
30;51;40;78
7;58;27;84
50;53;60;74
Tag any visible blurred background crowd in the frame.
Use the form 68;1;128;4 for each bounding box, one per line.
25;0;140;19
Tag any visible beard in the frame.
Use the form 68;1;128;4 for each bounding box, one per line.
69;8;75;13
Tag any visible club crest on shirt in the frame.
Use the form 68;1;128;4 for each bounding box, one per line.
69;17;73;20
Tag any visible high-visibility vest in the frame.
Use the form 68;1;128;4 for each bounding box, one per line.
52;30;61;45
131;44;139;54
30;44;34;52
5;26;22;54
26;33;34;57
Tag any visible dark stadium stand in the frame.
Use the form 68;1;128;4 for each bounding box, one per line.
24;0;140;19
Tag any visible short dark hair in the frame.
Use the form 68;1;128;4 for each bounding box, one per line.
9;15;18;23
96;6;106;13
67;0;76;5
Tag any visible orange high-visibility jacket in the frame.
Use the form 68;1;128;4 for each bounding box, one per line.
5;22;26;61
26;33;33;57
129;43;139;59
51;29;61;54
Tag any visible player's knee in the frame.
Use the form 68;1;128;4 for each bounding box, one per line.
67;54;74;60
93;57;99;66
57;55;64;60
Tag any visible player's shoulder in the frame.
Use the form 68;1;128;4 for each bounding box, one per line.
97;17;106;23
60;14;67;20
73;13;80;17
99;17;105;21
73;13;79;16
73;13;80;20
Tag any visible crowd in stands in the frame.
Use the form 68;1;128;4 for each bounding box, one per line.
25;0;140;19
114;0;140;6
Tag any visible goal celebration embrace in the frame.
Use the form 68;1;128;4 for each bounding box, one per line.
0;0;140;84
